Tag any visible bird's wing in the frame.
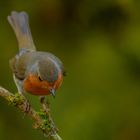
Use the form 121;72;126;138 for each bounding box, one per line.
9;54;27;80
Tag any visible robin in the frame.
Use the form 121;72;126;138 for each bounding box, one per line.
7;11;65;108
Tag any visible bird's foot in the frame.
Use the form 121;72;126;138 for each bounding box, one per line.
17;92;30;113
39;96;50;114
23;99;30;113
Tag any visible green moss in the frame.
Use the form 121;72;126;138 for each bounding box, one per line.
8;93;25;106
37;110;52;131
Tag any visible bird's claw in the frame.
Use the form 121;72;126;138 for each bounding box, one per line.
24;99;30;113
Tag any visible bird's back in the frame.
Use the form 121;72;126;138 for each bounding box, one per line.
10;51;64;82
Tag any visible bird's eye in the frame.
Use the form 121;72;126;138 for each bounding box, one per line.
38;76;43;81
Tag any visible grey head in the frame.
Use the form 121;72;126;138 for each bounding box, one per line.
37;58;61;83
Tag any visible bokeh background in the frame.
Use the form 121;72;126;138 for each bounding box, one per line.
0;0;140;140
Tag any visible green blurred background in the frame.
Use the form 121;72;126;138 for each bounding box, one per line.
0;0;140;140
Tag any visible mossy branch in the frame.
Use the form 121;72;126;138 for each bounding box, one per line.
0;86;62;140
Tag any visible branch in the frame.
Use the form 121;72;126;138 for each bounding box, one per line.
0;86;62;140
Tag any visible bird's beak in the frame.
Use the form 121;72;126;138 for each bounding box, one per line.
49;88;56;98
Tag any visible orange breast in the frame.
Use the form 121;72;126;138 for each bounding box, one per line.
23;73;63;96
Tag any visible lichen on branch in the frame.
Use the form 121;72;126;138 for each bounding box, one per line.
0;86;62;140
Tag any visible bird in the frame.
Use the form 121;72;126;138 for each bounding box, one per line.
7;11;65;110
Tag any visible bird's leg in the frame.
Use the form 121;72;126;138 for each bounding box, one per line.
23;97;30;113
13;75;30;112
39;96;50;114
13;75;24;94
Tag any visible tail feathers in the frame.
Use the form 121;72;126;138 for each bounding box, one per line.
8;11;36;50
